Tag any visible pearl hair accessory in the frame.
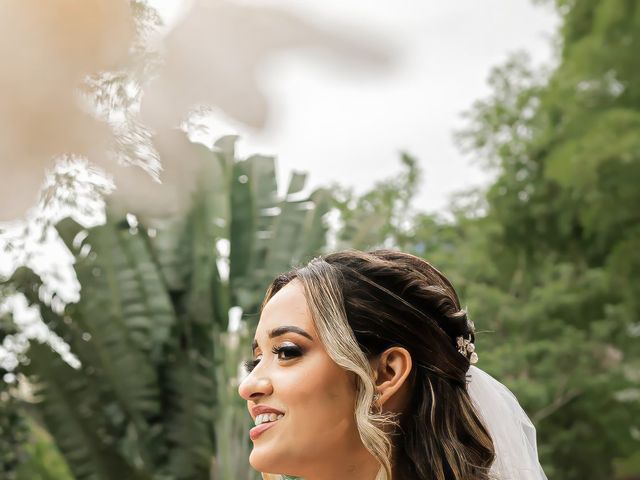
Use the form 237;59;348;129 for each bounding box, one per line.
456;334;479;364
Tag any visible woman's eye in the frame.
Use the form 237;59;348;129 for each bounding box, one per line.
271;344;303;361
243;357;261;373
243;345;302;372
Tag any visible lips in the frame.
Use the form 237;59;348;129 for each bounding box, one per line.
249;405;285;441
251;405;285;417
250;419;281;440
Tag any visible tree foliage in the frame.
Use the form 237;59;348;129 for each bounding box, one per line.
453;0;640;477
3;134;330;480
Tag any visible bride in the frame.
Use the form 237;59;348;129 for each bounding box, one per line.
239;249;548;480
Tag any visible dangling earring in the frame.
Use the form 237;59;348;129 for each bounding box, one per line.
370;392;381;413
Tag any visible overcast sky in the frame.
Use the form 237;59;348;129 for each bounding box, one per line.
174;0;560;215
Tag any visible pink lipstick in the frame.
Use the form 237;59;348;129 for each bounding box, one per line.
250;420;279;440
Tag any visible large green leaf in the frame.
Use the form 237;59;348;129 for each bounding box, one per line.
161;344;217;480
25;342;149;480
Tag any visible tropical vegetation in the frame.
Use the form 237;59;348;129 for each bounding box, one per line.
2;136;330;480
1;0;639;479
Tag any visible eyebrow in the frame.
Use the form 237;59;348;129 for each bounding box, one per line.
251;326;313;352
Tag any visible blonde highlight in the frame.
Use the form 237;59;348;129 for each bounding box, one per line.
298;260;396;480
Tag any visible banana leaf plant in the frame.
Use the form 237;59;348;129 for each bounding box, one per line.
5;133;331;480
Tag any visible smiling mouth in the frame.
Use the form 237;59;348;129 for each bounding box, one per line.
254;413;284;426
250;414;284;440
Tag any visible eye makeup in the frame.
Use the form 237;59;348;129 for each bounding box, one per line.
271;342;303;361
243;342;304;373
243;357;260;373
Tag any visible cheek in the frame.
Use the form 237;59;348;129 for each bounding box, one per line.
278;354;358;439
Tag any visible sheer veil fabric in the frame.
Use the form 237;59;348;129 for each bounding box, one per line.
467;366;548;480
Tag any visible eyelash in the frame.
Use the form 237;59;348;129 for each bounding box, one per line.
243;344;303;373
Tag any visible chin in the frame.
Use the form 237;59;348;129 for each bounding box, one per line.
250;445;281;473
250;447;299;478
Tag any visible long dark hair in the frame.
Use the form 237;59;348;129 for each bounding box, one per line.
264;249;495;480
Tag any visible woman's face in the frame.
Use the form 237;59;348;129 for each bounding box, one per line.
238;280;371;478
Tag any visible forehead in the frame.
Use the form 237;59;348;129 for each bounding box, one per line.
257;280;315;336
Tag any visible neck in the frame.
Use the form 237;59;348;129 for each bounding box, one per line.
302;446;381;480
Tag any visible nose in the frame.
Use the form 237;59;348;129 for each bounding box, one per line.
238;370;274;401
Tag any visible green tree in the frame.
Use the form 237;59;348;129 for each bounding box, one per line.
332;152;420;250
3;134;330;480
454;0;640;477
0;310;30;480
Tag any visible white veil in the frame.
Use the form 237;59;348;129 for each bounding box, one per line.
467;366;548;480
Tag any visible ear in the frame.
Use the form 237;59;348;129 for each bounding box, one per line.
370;347;413;410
